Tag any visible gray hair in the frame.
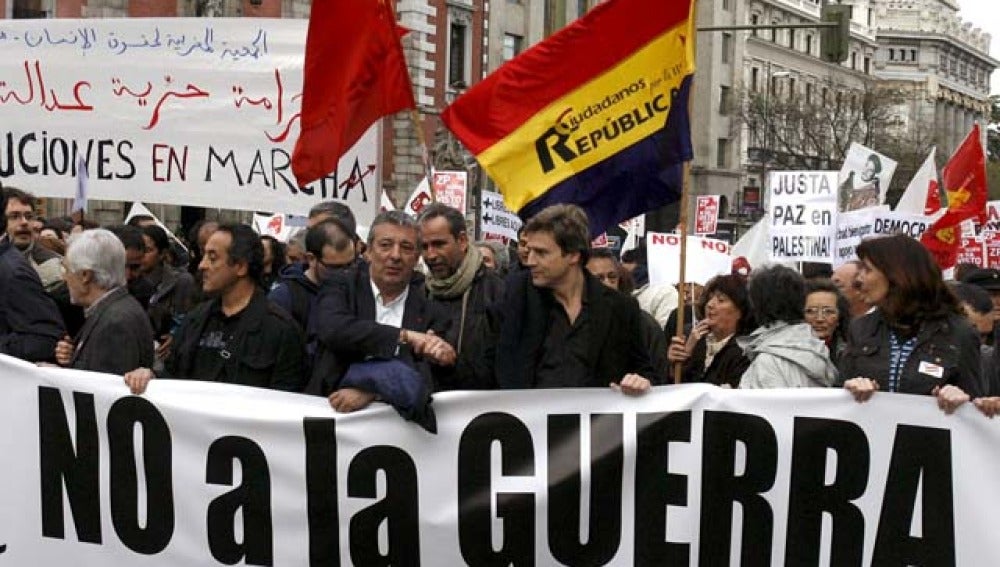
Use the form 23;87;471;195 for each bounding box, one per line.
367;210;421;248
475;240;510;272
65;229;127;290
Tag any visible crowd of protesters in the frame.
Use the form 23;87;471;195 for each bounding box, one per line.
4;185;1000;428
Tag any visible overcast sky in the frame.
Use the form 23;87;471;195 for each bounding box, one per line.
955;0;999;95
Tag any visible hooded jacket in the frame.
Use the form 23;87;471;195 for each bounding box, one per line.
738;322;837;388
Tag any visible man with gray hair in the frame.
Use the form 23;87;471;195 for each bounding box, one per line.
307;211;455;426
54;229;154;374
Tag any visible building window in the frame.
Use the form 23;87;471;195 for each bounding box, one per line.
722;0;731;10
805;82;813;104
851;52;857;69
751;14;759;37
910;49;917;61
719;85;732;114
864;56;871;74
721;33;732;64
789;29;796;51
448;22;469;87
13;0;50;18
717;138;730;169
805;35;813;55
889;49;895;61
751;67;760;91
788;77;796;98
502;34;523;61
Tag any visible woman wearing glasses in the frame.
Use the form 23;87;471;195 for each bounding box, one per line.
803;279;850;366
839;235;983;413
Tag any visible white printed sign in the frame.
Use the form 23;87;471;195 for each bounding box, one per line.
768;171;838;262
0;19;381;226
432;171;468;214
838;142;898;211
480;190;522;243
834;208;942;265
2;356;1000;564
694;195;719;235
647;232;731;286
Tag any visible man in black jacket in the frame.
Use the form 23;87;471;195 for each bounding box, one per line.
124;224;305;394
306;211;455;412
496;204;657;392
418;203;504;390
0;189;65;362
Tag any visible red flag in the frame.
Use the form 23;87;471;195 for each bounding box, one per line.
924;179;941;215
292;0;416;187
920;124;988;268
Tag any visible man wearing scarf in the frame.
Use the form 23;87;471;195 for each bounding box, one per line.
419;203;505;390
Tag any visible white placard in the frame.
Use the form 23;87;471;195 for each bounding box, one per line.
768;171;838;263
0;19;381;226
647;232;731;286
480;190;522;243
838;142;898;211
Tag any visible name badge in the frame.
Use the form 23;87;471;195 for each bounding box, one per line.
918;360;944;379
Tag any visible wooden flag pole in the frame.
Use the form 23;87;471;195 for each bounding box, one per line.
408;109;438;203
672;162;692;384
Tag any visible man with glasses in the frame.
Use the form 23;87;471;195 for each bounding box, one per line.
0;187;64;362
3;187;63;293
269;219;357;341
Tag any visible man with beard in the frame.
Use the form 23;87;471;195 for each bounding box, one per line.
418;203;504;390
3;187;82;335
123;224;305;394
0;187;64;361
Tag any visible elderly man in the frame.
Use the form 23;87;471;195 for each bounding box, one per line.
124;224;306;394
496;204;657;392
418;203;505;390
307;211;456;417
0;189;64;362
54;229;154;374
832;260;869;319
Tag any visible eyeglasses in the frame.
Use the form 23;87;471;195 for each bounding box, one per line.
5;211;35;222
593;272;620;284
805;307;838;319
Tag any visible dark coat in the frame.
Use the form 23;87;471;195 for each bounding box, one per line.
496;269;659;388
426;265;505;391
837;310;984;397
306;266;450;396
0;240;64;362
146;264;198;337
71;287;155;374
165;290;306;392
681;335;751;388
640;311;670;384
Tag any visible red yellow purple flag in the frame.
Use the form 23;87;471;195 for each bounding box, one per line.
920;124;988;268
292;0;416;188
441;0;695;236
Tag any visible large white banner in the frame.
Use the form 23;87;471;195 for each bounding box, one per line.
3;355;1000;565
0;19;381;225
768;171;838;263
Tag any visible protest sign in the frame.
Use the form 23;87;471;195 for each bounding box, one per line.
768;171;838;263
480;190;522;244
647;232;731;286
833;206;885;266
694;195;719;235
431;171;468;214
2;355;1000;565
0;19;380;226
838;143;898;211
957;236;985;268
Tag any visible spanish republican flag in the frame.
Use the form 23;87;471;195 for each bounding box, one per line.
441;0;695;236
920;124;988;268
292;0;416;188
